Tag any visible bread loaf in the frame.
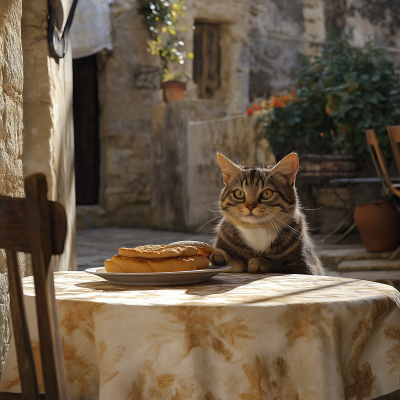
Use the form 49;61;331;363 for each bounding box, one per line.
119;244;198;259
105;254;209;273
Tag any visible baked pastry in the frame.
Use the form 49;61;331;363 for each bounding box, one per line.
105;254;209;273
164;241;214;257
119;244;198;259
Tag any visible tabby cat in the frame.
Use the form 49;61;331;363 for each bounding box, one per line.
209;153;324;275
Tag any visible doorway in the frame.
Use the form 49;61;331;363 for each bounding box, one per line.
73;55;100;205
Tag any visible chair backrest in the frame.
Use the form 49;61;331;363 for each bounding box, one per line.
365;129;400;200
0;174;68;400
365;129;394;194
387;125;400;176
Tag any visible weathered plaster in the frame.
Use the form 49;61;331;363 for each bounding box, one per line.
21;0;76;271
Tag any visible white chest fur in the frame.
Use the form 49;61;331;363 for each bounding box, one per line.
236;226;278;253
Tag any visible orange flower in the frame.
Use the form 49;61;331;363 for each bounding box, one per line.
253;103;260;111
291;88;295;98
341;125;346;133
325;108;332;115
246;107;253;116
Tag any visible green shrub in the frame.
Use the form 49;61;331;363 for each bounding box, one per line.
257;32;400;161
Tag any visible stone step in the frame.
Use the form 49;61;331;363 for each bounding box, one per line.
338;259;400;272
341;271;400;282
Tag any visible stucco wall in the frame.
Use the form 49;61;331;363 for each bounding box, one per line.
151;100;275;233
21;0;77;271
0;0;25;374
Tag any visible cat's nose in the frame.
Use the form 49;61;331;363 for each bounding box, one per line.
246;204;256;211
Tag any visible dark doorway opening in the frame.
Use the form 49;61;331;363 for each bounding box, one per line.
193;21;221;99
73;55;100;205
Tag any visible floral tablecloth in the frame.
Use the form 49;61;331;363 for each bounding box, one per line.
1;272;400;400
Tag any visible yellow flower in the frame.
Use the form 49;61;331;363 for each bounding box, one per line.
155;16;159;21
171;10;177;17
187;52;194;60
161;27;167;33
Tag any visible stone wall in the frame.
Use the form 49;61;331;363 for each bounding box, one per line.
21;0;77;271
79;0;163;230
0;0;25;374
151;100;275;233
78;0;400;231
248;0;400;100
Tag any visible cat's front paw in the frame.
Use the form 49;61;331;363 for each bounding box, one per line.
209;248;229;265
248;257;272;274
228;257;247;273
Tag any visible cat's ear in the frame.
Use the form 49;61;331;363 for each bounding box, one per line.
275;153;299;185
217;153;241;184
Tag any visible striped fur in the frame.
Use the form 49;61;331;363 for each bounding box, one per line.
210;153;324;275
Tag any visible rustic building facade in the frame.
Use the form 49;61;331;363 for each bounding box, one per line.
74;0;400;233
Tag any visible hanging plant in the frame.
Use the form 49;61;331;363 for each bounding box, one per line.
137;0;194;82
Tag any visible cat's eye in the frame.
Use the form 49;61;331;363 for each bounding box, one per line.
261;189;273;200
234;189;245;199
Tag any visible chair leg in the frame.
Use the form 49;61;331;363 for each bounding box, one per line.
321;210;354;243
390;245;400;260
333;221;357;244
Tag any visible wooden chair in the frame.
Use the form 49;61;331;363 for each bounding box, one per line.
387;125;400;176
365;129;400;260
0;174;68;400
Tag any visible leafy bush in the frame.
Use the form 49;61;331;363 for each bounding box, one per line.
256;32;400;160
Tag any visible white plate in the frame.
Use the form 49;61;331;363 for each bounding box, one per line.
85;266;232;286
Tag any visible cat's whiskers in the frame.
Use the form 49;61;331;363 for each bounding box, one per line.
265;215;281;239
221;211;243;236
269;213;301;239
267;214;295;245
196;215;223;234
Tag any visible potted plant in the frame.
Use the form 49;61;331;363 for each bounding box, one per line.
254;31;400;178
138;0;194;103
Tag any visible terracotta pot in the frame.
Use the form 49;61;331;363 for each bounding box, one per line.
354;199;400;252
161;81;186;103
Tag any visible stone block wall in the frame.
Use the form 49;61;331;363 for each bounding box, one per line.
0;0;25;375
91;0;163;229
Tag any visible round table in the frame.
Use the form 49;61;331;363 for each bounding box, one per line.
1;272;400;400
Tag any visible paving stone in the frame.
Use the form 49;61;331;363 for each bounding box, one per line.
76;230;396;273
